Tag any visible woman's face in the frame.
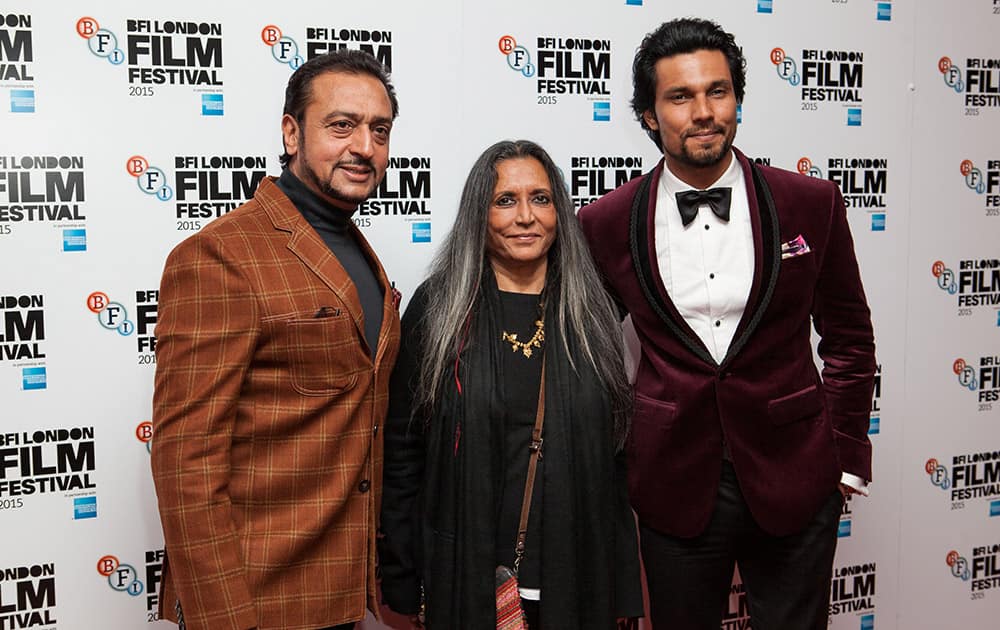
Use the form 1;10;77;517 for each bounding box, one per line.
486;157;558;275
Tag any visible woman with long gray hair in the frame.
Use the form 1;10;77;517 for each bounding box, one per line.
379;140;643;629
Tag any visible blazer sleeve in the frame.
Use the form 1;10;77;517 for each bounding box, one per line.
812;184;877;482
150;232;260;630
577;207;629;321
378;285;429;615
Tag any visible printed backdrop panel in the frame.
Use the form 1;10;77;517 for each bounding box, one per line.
1;1;997;629
899;1;1000;628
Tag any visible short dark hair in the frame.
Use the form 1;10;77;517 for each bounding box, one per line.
631;18;746;150
279;49;399;168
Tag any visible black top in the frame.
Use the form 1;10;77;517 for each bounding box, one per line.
276;169;383;357
495;290;544;591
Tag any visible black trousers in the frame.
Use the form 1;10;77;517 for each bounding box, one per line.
318;624;354;630
639;461;842;630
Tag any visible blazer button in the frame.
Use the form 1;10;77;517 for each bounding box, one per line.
358;479;371;493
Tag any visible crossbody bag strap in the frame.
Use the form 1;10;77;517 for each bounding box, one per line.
513;355;545;574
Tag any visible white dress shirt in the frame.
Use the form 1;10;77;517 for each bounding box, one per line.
654;152;753;364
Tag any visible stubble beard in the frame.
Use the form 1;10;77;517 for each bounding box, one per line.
673;125;735;169
297;133;378;207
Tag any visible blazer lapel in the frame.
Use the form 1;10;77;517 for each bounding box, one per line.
720;150;781;368
628;153;783;369
629;161;717;366
348;222;399;367
286;227;367;333
257;178;367;341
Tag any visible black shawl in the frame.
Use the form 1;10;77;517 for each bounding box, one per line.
380;271;643;629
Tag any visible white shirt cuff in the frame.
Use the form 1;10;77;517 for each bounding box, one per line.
840;472;870;497
518;587;541;600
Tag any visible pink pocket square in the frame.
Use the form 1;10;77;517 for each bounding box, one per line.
780;234;811;260
390;282;402;310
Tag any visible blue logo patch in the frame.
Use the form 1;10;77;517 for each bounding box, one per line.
871;213;885;231
860;614;875;630
877;3;892;21
22;366;46;390
625;0;642;5
837;519;852;538
757;0;773;13
736;103;743;124
847;108;862;126
63;228;87;252
593;101;610;122
74;496;98;520
411;222;431;243
11;89;35;113
990;500;1000;517
868;416;880;435
201;93;224;116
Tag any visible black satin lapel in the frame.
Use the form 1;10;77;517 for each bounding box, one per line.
721;161;781;368
629;170;716;366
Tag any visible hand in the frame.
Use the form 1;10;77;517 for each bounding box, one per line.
380;604;424;629
838;482;856;498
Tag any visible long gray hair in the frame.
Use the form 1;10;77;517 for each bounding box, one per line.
414;139;631;445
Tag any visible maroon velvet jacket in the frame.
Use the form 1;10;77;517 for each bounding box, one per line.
579;148;875;538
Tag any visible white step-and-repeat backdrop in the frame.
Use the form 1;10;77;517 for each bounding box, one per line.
1;1;997;628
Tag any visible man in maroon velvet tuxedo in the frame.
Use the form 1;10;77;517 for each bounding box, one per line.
578;18;876;630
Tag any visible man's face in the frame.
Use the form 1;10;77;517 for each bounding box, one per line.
642;49;738;188
282;71;393;211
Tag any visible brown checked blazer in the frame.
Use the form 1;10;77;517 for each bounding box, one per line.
151;177;400;630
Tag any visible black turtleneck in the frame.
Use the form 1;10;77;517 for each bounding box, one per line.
276;169;384;358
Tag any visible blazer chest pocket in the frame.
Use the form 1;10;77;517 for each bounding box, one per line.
767;384;823;426
265;310;366;396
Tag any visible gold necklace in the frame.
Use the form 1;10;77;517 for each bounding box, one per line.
501;318;545;358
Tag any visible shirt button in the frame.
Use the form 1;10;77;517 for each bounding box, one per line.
709;273;716;279
715;320;721;327
704;225;710;230
358;479;371;493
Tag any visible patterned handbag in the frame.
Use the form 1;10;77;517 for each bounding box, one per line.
495;565;526;630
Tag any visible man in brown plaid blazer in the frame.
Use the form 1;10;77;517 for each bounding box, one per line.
151;50;401;630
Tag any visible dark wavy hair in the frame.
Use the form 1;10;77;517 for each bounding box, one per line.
416;140;632;447
279;49;399;168
631;18;747;150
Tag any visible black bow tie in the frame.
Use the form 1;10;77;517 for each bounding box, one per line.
675;187;732;226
